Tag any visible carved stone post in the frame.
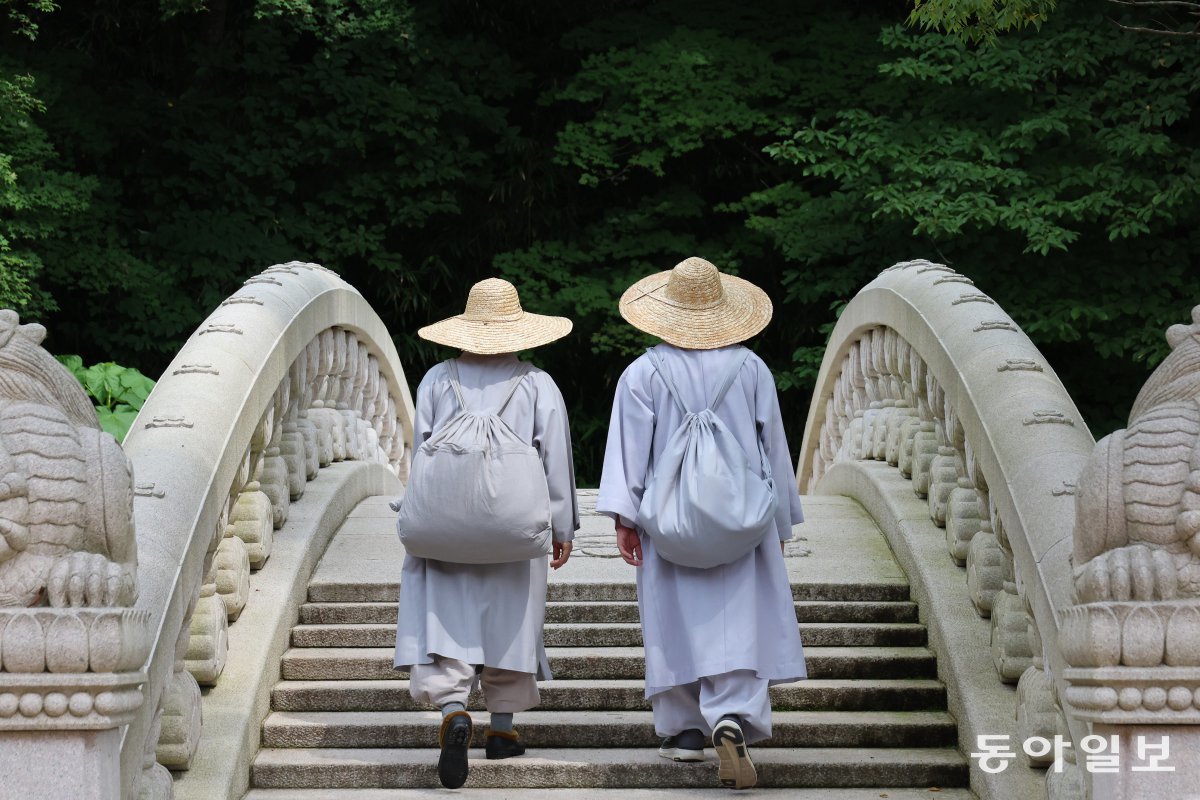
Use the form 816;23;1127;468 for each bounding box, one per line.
1062;307;1200;800
0;311;151;799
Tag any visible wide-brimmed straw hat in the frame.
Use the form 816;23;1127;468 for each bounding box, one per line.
418;278;573;355
619;257;773;349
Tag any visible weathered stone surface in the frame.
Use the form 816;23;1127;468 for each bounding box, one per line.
0;311;138;609
796;263;1103;800
185;594;228;686
990;590;1034;683
229;489;273;569
280;646;938;682
966;529;1005;617
260;709;956;749
0;728;124;800
243;790;977;800
118;263;415;799
250;746;967;790
0;312;153;797
214;536;250;622
156;668;201;769
287;621;927;650
269;677;948;714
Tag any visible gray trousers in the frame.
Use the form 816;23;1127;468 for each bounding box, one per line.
409;654;540;713
650;669;772;744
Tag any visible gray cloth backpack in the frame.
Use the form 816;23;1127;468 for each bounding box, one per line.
637;348;778;569
395;360;553;563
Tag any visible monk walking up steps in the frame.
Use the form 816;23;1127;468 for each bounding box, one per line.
597;257;807;790
392;278;579;789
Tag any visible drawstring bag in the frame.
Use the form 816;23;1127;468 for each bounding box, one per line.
637;349;777;569
395;360;552;563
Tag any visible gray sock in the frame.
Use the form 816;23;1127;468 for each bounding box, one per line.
490;712;514;732
442;702;466;717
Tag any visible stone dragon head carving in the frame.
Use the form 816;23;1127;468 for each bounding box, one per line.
1072;305;1200;602
0;310;138;607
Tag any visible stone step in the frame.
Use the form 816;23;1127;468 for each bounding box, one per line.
251;746;968;789
279;647;938;682
245;790;977;800
298;600;920;625
307;581;912;604
290;622;928;649
272;678;948;713
261;709;958;749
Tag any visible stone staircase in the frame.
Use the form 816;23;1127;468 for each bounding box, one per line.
244;492;974;798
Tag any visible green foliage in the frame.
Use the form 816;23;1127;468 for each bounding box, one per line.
56;355;155;441
0;72;91;317
767;21;1200;256
553;28;788;185
3;0;1196;477
908;0;1057;43
2;0;56;40
756;6;1197;395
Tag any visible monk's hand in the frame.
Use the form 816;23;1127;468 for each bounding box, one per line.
616;524;642;567
550;540;573;570
781;540;786;556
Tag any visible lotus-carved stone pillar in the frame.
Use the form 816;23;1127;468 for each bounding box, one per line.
1061;306;1200;799
0;311;151;800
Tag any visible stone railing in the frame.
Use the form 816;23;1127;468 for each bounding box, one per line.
798;260;1095;799
118;263;413;798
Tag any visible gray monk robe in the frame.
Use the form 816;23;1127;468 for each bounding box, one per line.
596;344;807;713
394;353;579;682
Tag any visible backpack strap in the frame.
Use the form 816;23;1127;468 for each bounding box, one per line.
710;349;752;411
495;362;533;415
445;359;469;411
446;359;532;415
644;348;690;415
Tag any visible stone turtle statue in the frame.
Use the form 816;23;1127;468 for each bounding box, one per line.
1072;305;1200;602
0;310;137;607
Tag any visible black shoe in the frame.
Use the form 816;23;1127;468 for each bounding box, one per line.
485;728;526;760
712;715;757;789
438;710;472;788
658;728;706;761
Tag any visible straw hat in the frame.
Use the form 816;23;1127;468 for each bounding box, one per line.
418;278;573;354
619;257;773;349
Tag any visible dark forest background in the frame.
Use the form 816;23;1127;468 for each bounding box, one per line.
2;0;1197;481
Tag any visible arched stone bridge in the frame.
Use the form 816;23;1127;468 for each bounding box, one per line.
2;261;1197;800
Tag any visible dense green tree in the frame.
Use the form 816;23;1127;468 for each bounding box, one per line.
1;0;1195;480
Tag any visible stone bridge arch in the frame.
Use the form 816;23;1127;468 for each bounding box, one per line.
1;258;1194;800
118;263;414;798
798;259;1095;799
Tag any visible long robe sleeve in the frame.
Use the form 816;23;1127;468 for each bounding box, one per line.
754;359;805;539
596;365;656;528
532;373;580;542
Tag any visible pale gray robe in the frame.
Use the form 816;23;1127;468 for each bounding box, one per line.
596;344;806;696
394;353;579;678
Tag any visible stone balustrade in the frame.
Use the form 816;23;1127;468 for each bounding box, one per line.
117;263;413;799
798;260;1095;799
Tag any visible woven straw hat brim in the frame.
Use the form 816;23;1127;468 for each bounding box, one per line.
418;313;573;355
619;272;772;350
